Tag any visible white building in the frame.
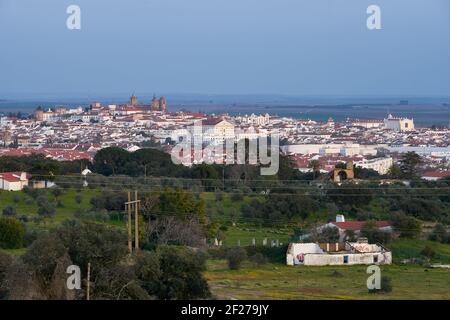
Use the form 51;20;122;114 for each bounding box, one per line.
421;171;450;181
350;119;384;129
384;114;415;132
286;239;392;266
317;215;394;242
355;157;393;175
281;143;382;157
0;172;30;191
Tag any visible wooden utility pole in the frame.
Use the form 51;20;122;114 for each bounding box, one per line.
127;191;132;253
134;191;139;251
124;191;140;253
86;262;91;301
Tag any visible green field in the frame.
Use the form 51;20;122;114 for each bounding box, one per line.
205;260;450;300
1;189;450;300
0;189;101;228
390;238;450;264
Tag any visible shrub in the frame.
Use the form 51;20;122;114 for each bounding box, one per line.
314;226;340;243
249;253;268;266
2;205;16;217
361;221;392;244
0;251;13;299
12;194;21;204
230;191;244;202
428;224;449;244
0;217;25;249
225;247;247;270
37;202;56;217
392;212;422;239
75;194;82;205
155;246;210;299
420;246;436;260
369;276;393;294
245;245;288;264
215;192;224;202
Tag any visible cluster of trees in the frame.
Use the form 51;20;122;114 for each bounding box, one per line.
93;147;302;188
1;147;449;243
241;192;319;225
89;188;210;247
429;224;450;244
93;147;186;177
387;152;423;179
0;217;25;249
0;221;210;300
0;154;89;179
23;187;56;217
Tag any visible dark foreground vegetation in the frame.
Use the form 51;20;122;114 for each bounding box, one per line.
1;147;449;299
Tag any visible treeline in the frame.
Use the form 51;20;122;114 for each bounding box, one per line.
0;221;210;300
0;147;303;184
2;147;450;227
0;154;89;177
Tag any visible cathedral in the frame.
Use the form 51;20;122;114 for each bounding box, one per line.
129;94;167;112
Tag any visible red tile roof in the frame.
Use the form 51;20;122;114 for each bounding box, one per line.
0;172;31;182
331;221;392;231
422;171;450;178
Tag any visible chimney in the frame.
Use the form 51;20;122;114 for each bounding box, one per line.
20;172;27;180
336;214;345;222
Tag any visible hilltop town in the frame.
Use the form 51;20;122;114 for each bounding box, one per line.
1;95;449;178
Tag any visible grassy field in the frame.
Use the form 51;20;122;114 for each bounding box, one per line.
222;226;292;246
390;238;450;264
204;260;450;300
1;189;449;300
0;189;101;228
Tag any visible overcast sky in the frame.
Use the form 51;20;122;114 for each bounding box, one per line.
0;0;449;98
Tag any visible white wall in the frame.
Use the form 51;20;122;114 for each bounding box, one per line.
303;252;392;266
0;179;28;191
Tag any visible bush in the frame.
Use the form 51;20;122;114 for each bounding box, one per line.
37;202;56;217
2;205;16;217
420;246;436;260
249;253;268;266
245;245;288;264
225;247;247;270
0;251;13;299
0;217;25;249
361;221;392;244
369;276;393;294
230;191;244;202
392;212;422;239
314;226;340;243
428;224;449;244
215;192;224;202
207;246;228;260
150;246;211;299
399;198;446;221
12;194;21;204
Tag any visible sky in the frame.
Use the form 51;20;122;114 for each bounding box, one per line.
0;0;449;98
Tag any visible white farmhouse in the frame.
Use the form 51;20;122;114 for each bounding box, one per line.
286;239;392;266
0;172;31;191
